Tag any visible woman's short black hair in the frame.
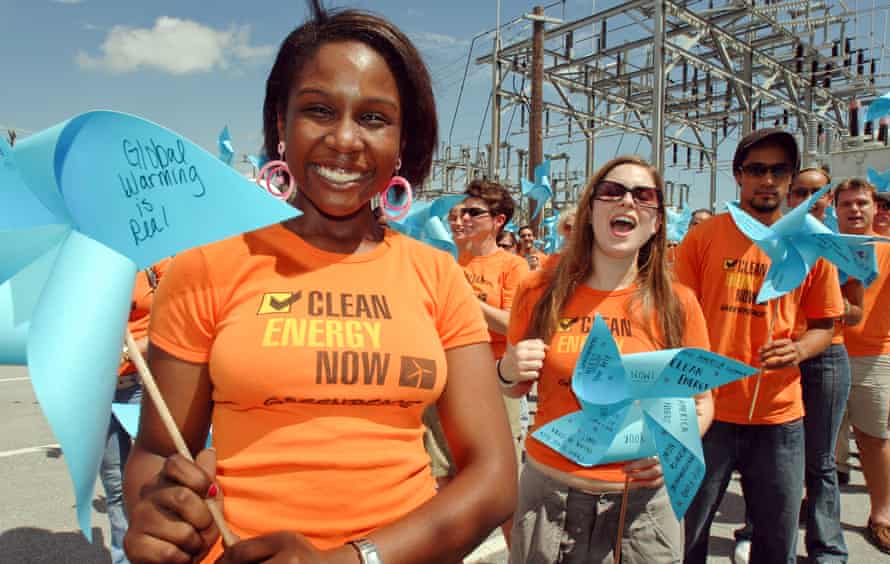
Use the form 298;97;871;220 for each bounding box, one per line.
263;0;437;188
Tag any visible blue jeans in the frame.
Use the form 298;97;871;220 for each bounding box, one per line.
800;344;851;562
683;419;805;564
100;383;142;564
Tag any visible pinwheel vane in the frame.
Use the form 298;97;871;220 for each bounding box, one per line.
0;110;297;540
727;185;889;303
866;91;890;123
388;194;464;257
666;207;692;243
218;125;234;166
534;314;757;518
867;167;890;194
541;208;562;254
521;160;552;220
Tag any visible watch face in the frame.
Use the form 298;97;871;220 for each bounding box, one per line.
351;539;383;564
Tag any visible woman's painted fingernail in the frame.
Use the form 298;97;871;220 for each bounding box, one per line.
207;483;219;498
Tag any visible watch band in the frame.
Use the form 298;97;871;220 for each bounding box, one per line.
349;538;383;564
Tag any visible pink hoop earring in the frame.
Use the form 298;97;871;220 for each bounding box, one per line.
381;175;412;221
256;141;295;201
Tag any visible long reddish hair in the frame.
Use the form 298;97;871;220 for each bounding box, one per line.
526;156;684;348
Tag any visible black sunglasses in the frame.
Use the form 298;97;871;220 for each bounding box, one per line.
593;180;661;208
878;199;890;211
790;186;828;199
740;163;794;180
461;207;491;218
498;242;515;249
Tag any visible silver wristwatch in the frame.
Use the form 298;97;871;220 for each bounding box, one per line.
349;538;383;564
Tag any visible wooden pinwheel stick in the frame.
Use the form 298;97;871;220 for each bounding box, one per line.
125;331;239;548
614;475;631;562
748;300;778;421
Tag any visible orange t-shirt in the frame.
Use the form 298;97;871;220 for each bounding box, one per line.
119;258;171;377
149;225;489;558
674;213;843;424
844;244;890;357
460;248;529;357
508;272;710;482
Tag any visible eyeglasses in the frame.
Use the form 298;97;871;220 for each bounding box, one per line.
790;186;828;199
498;243;515;249
739;163;794;180
593;180;661;208
878;199;890;211
461;207;491;218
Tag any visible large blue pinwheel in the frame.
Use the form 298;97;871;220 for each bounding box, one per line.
727;185;889;302
521;160;552;220
0;111;297;538
389;193;464;257
534;314;756;518
218;125;235;166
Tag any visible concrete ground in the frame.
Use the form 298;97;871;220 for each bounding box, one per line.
1;365;886;563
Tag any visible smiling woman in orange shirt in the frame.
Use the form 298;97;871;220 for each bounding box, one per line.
121;4;516;564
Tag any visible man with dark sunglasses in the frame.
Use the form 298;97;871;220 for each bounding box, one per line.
677;129;843;564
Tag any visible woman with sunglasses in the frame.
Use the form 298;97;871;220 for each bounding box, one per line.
122;4;516;563
498;231;520;254
456;180;530;541
500;156;714;563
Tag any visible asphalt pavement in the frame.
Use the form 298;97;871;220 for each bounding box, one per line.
1;365;885;563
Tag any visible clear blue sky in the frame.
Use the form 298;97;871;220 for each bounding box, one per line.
2;1;884;209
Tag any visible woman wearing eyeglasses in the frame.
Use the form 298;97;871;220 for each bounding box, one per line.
455;179;530;541
499;156;714;563
498;231;520;254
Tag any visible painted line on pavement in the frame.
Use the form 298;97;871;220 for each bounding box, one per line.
0;377;29;383
0;443;60;458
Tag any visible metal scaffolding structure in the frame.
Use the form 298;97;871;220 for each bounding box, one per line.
471;0;890;210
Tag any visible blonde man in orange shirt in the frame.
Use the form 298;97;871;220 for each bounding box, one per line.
676;129;842;564
835;178;890;553
501;156;714;562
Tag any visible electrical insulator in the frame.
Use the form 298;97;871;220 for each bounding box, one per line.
849;99;861;138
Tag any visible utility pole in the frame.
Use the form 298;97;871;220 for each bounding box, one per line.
529;5;545;233
651;0;666;172
490;0;501;179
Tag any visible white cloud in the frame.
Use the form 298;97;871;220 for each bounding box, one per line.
409;31;469;52
75;17;275;75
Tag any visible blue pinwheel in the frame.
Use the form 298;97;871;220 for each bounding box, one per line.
727;185;889;302
521;160;552;220
866;91;890;123
867;167;890;194
666;207;692;243
534;314;757;518
0;111;297;538
389;194;464;257
218;125;235;166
